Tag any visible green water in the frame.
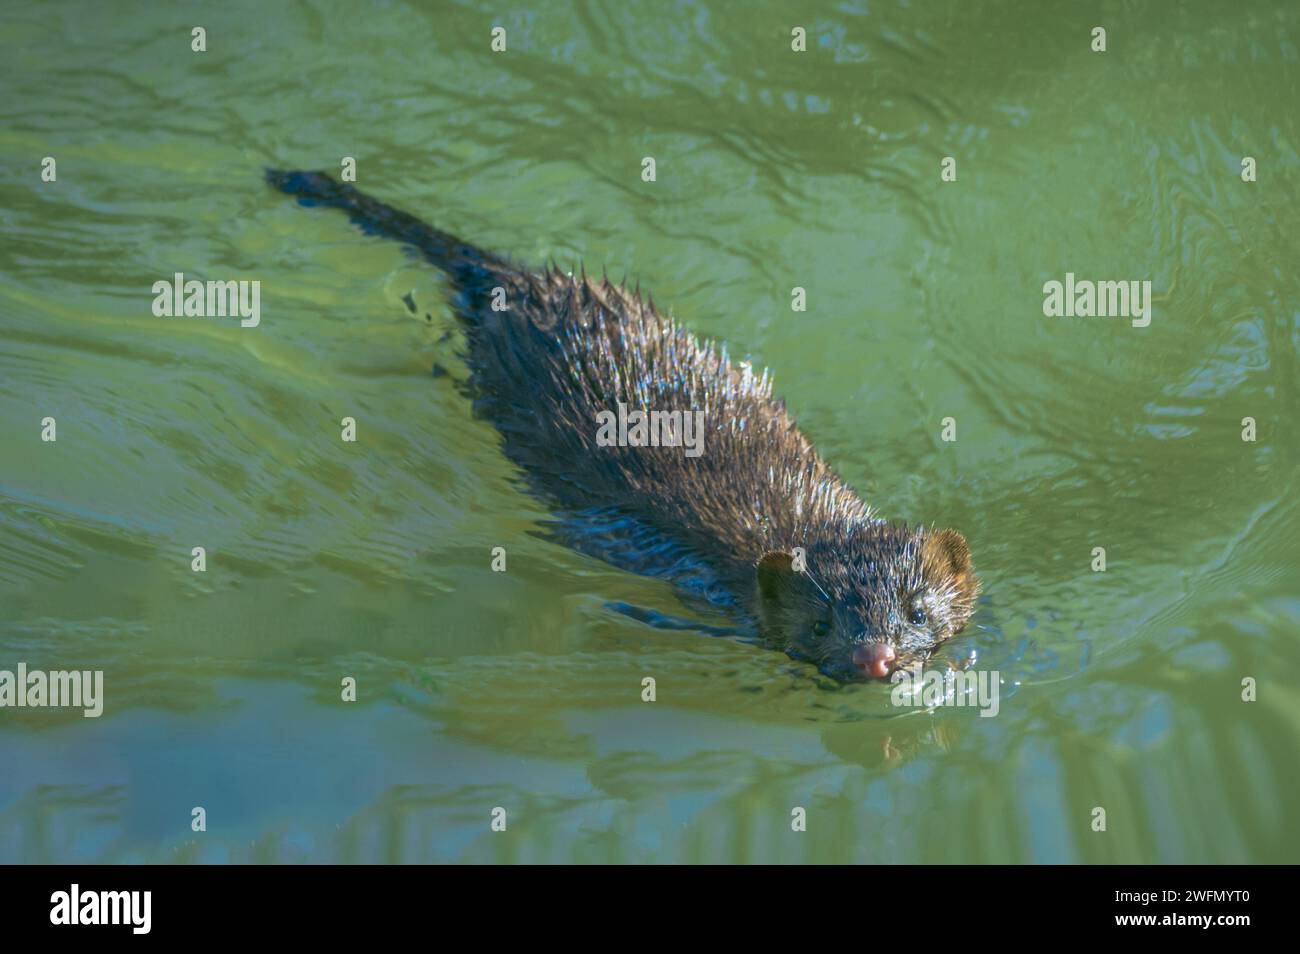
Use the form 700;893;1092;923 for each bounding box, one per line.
2;0;1298;863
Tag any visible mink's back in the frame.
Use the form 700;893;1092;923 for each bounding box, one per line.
457;265;875;597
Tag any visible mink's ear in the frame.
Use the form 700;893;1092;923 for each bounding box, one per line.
922;529;978;596
756;551;798;603
923;528;970;573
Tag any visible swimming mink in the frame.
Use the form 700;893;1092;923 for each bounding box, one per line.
266;171;979;681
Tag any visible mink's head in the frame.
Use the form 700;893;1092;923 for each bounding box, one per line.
755;524;979;682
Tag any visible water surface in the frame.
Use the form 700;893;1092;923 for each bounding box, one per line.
1;0;1298;863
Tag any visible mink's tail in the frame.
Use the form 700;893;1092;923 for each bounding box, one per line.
264;169;503;289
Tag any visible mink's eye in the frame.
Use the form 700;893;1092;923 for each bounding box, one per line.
909;605;927;626
812;620;831;637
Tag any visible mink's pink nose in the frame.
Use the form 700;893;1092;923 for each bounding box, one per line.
853;642;896;679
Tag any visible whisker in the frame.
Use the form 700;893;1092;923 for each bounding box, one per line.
801;566;832;603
